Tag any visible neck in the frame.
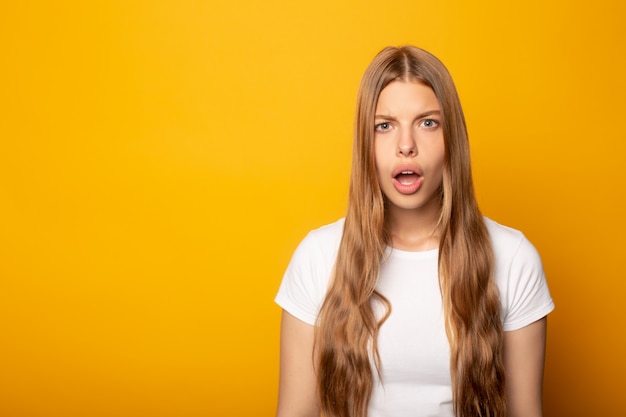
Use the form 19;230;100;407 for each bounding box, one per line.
386;199;441;252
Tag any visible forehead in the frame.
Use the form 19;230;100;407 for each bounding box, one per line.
375;80;439;114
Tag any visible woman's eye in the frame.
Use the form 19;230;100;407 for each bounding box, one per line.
375;122;391;132
420;119;439;129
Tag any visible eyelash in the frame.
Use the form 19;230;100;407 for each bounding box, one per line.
375;122;391;132
420;119;440;129
374;119;440;131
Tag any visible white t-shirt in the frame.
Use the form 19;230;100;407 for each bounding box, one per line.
275;217;555;417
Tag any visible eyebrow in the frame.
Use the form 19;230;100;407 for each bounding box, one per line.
374;110;442;121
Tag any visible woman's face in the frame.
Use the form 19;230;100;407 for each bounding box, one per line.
373;80;445;217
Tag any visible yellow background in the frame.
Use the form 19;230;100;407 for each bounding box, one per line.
1;1;624;416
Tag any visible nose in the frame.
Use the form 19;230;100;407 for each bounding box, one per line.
397;127;417;157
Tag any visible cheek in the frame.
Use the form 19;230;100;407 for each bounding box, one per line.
427;142;446;182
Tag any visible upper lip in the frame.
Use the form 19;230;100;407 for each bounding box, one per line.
392;164;423;178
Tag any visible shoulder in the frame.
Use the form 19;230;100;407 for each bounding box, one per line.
275;219;344;325
484;217;526;251
293;218;344;262
484;217;541;267
484;217;554;330
286;218;345;282
305;218;345;245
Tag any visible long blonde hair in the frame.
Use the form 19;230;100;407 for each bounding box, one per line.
315;46;506;417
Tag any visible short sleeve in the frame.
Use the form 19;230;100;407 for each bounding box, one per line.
275;222;342;325
498;234;555;331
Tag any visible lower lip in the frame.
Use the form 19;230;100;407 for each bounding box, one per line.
392;177;424;195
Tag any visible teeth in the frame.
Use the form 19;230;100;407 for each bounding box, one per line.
401;171;414;174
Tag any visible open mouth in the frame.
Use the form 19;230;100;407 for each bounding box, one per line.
395;170;420;185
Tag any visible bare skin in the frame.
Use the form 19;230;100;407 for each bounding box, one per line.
504;317;548;417
276;311;319;417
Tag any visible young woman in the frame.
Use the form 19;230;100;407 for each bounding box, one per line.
275;46;554;417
